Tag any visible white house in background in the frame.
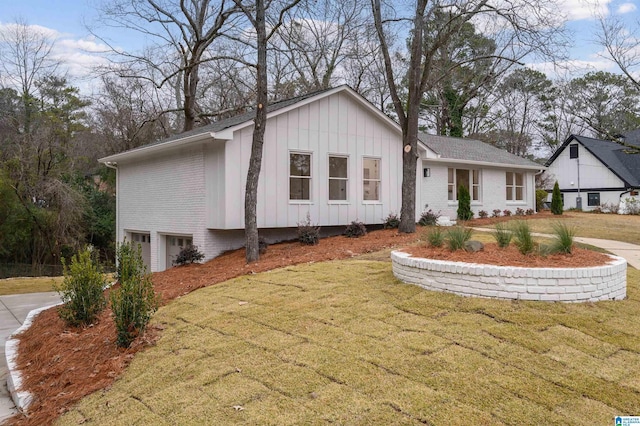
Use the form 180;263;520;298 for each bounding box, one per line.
544;134;640;211
100;85;541;272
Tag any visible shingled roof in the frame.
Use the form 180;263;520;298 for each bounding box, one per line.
546;134;640;187
419;133;542;168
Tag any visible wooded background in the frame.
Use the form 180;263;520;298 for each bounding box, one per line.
2;0;639;272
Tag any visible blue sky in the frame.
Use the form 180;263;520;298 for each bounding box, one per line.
0;0;638;86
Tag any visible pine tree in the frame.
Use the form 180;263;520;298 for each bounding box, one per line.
551;181;563;215
457;184;473;221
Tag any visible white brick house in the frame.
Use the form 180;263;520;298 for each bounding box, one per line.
100;86;541;271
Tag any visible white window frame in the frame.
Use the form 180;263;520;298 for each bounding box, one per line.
328;154;349;203
289;151;312;203
447;168;481;202
362;157;381;203
506;171;525;202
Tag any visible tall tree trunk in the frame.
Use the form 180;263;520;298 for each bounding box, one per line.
397;0;427;234
244;0;268;262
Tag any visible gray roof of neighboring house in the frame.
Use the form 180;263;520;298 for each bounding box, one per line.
419;133;543;168
546;134;640;187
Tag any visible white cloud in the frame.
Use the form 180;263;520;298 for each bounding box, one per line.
617;2;637;13
0;22;109;85
559;0;611;20
526;58;615;78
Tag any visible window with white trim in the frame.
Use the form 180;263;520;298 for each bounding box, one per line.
448;168;480;201
329;156;348;201
363;158;380;201
506;171;524;201
290;152;311;200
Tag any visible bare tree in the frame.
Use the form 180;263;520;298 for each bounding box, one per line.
598;14;640;91
93;0;240;132
267;0;368;97
372;0;568;232
566;71;640;142
232;0;302;263
90;75;171;156
0;19;58;132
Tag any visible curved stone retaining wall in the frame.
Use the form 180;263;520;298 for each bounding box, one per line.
391;250;627;302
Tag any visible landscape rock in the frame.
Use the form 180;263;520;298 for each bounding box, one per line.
464;240;484;253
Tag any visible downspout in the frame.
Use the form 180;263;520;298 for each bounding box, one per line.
577;155;581;209
104;162;119;263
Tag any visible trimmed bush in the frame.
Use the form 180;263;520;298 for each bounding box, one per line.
551;181;563;215
447;227;473;251
345;220;367;238
418;209;441;226
492;223;512;248
55;247;107;327
478;210;489;219
551;222;575;254
456;185;473;221
526;208;535;216
512;221;535;255
515;207;525;216
425;227;444;247
111;240;158;348
536;189;548;211
503;209;512;217
174;244;205;266
297;213;320;245
383;212;400;229
491;209;502;218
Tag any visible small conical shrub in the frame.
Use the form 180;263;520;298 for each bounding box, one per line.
551;181;563;215
457;184;473;221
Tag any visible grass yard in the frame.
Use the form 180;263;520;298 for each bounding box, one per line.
478;212;640;245
59;259;640;425
0;276;61;295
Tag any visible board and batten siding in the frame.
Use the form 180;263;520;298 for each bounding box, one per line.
206;91;403;229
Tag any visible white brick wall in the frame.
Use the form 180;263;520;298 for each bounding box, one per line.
391;251;627;302
118;146;212;272
420;163;536;219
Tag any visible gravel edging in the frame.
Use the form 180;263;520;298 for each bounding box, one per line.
6;303;62;413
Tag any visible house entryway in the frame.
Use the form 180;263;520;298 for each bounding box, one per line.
130;233;151;271
166;236;193;267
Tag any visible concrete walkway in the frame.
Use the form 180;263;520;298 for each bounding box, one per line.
473;227;640;269
0;292;61;424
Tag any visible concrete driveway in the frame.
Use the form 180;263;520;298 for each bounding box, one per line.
0;292;61;423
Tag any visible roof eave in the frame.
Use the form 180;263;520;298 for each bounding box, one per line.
98;131;223;164
424;157;545;170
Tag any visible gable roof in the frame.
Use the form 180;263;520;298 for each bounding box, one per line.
545;134;640;187
99;85;402;164
419;133;543;169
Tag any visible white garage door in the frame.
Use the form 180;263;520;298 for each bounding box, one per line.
166;236;193;267
131;233;151;271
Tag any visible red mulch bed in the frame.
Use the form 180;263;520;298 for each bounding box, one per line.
401;243;612;268
6;219;610;425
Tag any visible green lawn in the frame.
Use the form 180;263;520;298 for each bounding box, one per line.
0;276;61;296
480;212;640;245
59;259;640;425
